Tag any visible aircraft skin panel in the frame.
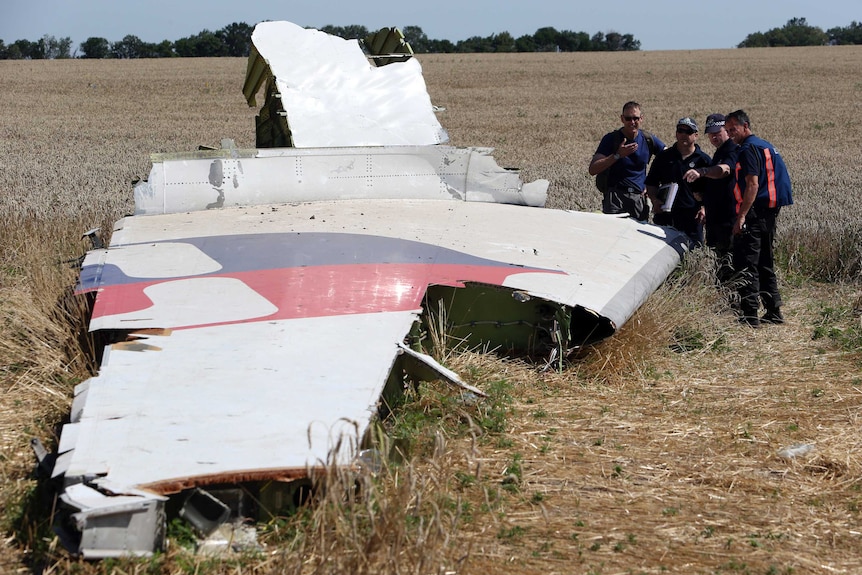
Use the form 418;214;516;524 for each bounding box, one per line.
250;21;447;147
82;231;557;331
85;200;684;332
133;146;547;216
66;199;682;498
63;311;418;492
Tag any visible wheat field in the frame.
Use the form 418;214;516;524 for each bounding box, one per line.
1;47;861;574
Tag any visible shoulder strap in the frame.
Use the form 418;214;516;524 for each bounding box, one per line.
641;130;658;157
612;129;624;150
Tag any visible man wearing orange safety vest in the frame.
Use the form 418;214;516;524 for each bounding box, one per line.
724;110;793;328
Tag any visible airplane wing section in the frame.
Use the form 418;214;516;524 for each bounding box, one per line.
50;20;688;559
61;200;683;500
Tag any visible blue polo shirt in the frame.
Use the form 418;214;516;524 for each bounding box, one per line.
596;129;666;191
734;135;793;210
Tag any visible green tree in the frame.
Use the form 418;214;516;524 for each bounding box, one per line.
558;30;591;51
80;37;110;58
427;38;455;53
514;34;537;52
826;21;862;44
10;39;44;58
319;25;369;40
787;17;827;45
533;26;560;51
42;35;72;58
402;26;429;53
456;35;493;52
174;30;227;57
217;22;253;56
590;31;606;51
491;31;515;53
152;40;175;58
739;17;827;47
738;31;768;47
619;33;640;51
111;35;144;58
605;31;625;51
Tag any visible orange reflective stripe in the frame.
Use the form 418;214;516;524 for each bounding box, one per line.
733;162;743;214
764;148;777;208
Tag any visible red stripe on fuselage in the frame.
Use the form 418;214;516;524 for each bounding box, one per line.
90;262;557;328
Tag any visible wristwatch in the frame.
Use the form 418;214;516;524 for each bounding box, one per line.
612;153;621;160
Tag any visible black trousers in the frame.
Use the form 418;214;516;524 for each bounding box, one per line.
654;207;704;247
706;222;734;284
732;206;781;317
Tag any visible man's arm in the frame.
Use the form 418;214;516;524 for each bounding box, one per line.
684;163;730;182
733;174;758;235
589;152;618;176
645;184;662;212
589;136;639;175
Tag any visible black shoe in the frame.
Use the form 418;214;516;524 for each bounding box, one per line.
761;310;784;325
739;315;760;328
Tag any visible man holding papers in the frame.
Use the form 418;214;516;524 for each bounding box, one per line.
645;117;711;245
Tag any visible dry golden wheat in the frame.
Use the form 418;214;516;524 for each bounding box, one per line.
1;47;861;574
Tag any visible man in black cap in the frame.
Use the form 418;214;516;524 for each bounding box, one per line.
683;113;740;282
645;117;711;245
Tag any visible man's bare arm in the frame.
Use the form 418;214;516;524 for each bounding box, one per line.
733;174;758;235
588;153;616;176
683;163;731;183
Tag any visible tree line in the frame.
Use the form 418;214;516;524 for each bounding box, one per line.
3;17;859;59
738;17;862;47
0;22;639;59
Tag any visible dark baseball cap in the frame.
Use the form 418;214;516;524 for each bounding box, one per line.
705;113;726;133
676;117;698;132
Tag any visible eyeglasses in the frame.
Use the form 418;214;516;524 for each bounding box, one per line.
676;128;695;135
623;115;642;122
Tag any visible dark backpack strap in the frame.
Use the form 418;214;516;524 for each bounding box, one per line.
613;129;624;152
642;130;658;158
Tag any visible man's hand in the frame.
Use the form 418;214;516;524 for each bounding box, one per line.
617;138;638;158
684;168;703;183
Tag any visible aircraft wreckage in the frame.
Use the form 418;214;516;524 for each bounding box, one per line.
48;21;686;557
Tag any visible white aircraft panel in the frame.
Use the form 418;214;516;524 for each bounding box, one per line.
133;146;547;216
99;200;684;331
251;21;447;147
64;311;418;491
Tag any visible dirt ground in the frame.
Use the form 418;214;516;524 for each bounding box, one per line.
448;280;862;574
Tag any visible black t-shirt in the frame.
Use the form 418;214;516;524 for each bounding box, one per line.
645;144;711;211
702;138;740;226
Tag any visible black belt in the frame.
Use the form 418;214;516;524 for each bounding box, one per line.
610;185;640;194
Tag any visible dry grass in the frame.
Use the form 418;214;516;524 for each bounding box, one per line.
1;47;861;574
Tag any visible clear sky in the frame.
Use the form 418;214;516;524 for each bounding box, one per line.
1;0;858;52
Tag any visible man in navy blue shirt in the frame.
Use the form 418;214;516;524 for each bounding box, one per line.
589;101;666;221
683;113;741;282
724;110;794;327
645;117;711;245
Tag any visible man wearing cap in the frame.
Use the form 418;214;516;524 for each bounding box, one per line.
589;101;666;220
721;109;793;327
644;117;711;245
683;113;740;282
